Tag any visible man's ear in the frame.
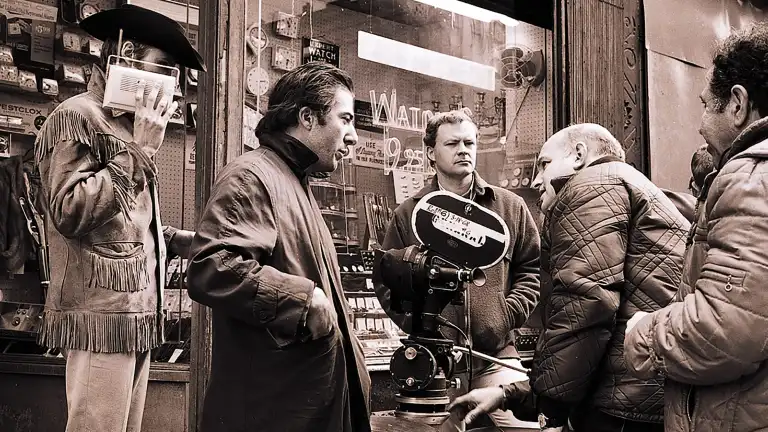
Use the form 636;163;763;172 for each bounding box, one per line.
120;41;135;59
730;85;753;128
426;146;435;164
573;141;588;170
298;107;314;131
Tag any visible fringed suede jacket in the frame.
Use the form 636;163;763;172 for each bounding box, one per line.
33;65;191;354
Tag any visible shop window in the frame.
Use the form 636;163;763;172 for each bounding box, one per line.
247;0;553;368
0;0;199;370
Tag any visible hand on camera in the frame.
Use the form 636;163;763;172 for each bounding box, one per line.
305;287;337;339
133;80;177;158
447;387;506;426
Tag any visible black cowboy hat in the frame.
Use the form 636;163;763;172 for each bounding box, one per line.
80;4;206;72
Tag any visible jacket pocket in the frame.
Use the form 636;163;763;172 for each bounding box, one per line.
698;259;747;294
89;241;148;292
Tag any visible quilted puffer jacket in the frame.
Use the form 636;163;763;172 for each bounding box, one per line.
625;117;768;432
532;156;689;424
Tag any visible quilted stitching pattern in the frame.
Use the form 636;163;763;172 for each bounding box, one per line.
532;162;688;421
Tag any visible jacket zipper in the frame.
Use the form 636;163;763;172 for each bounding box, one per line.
685;387;696;426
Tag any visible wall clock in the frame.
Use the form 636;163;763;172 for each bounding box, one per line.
246;23;269;54
274;12;300;39
246;66;270;96
79;3;100;21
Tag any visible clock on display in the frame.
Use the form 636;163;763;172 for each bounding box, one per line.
246;23;269;54
246;67;270;96
274;12;300;39
272;46;298;71
79;3;100;21
62;32;81;52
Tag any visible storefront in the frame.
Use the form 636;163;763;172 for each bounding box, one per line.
0;0;200;430
0;0;652;431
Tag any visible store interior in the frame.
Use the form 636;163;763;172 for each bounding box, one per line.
241;0;554;368
0;0;553;420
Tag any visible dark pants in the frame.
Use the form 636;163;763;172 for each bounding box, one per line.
571;409;664;432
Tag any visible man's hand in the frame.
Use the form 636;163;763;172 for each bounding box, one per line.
447;387;505;425
305;287;337;339
626;311;649;334
134;80;177;158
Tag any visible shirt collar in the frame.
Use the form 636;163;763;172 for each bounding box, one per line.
412;171;495;200
87;65;129;118
255;131;320;178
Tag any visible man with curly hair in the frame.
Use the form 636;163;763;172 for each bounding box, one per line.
625;22;768;432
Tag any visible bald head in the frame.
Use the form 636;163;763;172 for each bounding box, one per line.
532;123;626;212
547;123;626;162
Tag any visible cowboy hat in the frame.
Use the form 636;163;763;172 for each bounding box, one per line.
80;4;206;72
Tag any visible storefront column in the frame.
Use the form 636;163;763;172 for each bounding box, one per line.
190;0;247;429
554;0;649;174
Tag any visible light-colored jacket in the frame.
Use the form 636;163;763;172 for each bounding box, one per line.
34;66;185;353
625;117;768;431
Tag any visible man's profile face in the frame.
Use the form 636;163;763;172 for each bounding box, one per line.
531;136;579;212
698;70;740;167
427;121;478;179
306;86;358;173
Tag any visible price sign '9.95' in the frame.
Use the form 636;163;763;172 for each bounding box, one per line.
385;137;431;174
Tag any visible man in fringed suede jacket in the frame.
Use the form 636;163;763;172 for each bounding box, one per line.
32;6;204;432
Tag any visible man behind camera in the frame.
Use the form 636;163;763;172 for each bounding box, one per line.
375;109;541;431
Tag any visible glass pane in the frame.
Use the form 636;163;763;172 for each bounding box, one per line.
0;0;201;368
243;0;552;367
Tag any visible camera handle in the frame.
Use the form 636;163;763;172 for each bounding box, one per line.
451;346;530;374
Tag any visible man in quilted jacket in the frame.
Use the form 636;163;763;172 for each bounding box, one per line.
625;23;768;432
449;123;689;431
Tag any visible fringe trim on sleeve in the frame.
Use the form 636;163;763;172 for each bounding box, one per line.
35;110;97;164
106;160;138;218
90;251;149;292
34;109;139;215
37;310;163;353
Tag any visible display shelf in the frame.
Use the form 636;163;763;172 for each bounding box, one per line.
344;290;377;297
0;82;57;101
340;271;373;277
320;209;346;218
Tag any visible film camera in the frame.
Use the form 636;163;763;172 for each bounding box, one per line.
373;191;511;426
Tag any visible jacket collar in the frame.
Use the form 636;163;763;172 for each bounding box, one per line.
724;116;768;164
87;65;106;101
255;131;319;178
549;155;624;194
412;172;495;200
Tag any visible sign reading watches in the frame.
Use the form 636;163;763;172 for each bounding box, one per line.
302;38;340;67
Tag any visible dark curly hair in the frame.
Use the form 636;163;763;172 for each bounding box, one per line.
709;22;768;116
256;62;353;134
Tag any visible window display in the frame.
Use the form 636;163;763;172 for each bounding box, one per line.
246;0;553;369
0;0;200;369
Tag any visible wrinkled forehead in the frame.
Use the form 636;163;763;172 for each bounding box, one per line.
700;68;715;100
436;121;478;142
